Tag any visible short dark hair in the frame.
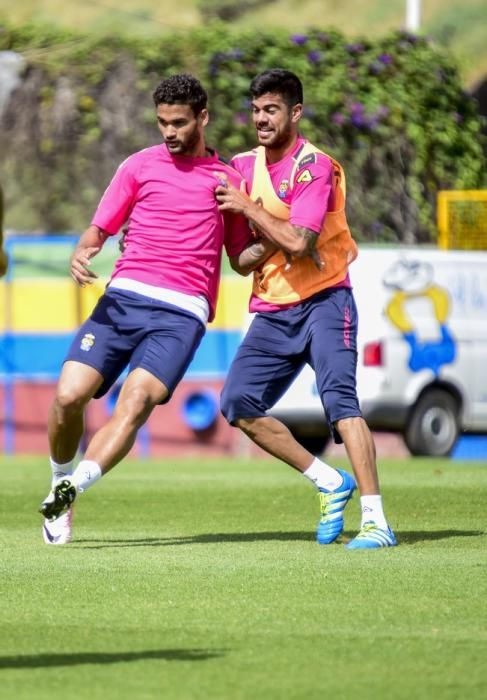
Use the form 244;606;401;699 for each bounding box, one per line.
152;74;208;116
250;69;303;108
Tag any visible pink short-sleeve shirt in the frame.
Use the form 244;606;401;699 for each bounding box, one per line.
92;144;251;321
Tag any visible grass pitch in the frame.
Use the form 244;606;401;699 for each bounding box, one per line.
1;455;486;700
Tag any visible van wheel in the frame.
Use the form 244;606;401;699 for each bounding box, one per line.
404;389;460;457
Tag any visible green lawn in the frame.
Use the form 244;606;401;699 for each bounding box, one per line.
1;455;486;699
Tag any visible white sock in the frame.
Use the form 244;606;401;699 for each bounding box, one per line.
50;457;74;486
70;460;103;493
360;495;388;530
302;457;343;491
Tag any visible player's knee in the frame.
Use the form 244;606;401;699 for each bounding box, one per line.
233;416;265;439
324;390;361;424
335;414;368;437
221;390;256;425
54;386;89;415
220;382;239;423
221;379;265;426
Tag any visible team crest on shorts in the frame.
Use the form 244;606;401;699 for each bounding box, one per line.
278;180;289;199
80;333;95;352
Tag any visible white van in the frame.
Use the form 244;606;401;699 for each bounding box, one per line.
268;246;487;456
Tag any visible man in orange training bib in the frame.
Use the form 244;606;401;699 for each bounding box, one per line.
216;69;396;549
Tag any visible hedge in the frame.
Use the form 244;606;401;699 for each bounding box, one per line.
0;20;485;241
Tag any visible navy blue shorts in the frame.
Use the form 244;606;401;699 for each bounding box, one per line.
220;287;362;443
66;288;205;401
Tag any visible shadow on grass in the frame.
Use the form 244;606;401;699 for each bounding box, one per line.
75;531;314;548
0;648;226;669
392;529;485;545
73;529;486;549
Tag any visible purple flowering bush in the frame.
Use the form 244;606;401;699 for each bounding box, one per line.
202;27;485;243
0;22;484;241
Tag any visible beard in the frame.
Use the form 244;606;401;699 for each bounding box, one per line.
166;124;201;156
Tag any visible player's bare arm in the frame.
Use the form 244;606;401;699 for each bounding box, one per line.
70;225;109;287
215;179;323;270
0;186;8;277
0;230;7;277
229;237;278;276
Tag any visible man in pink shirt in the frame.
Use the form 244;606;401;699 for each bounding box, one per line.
38;74;263;545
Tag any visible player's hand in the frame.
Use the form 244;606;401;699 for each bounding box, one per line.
285;248;324;272
214;173;252;215
311;249;325;271
283;253;294;271
70;246;100;286
0;247;8;277
283;250;321;270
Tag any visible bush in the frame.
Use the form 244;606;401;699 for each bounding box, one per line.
0;20;484;241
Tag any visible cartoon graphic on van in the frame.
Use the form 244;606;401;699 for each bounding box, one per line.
382;259;456;374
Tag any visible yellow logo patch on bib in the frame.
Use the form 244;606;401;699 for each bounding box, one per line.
296;169;313;184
